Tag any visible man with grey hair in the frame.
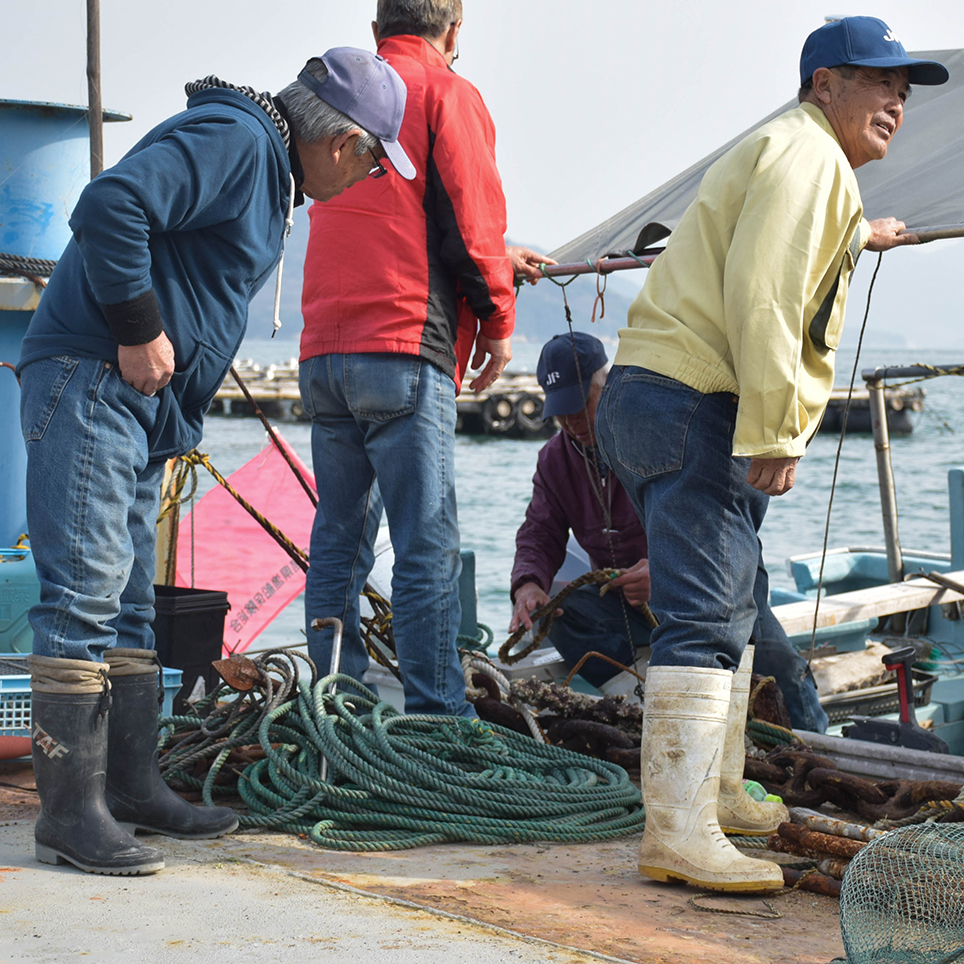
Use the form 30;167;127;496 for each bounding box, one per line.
596;17;948;892
300;1;548;717
509;333;828;738
17;48;412;877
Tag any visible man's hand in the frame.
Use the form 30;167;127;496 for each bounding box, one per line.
509;581;559;633
117;332;175;396
865;217;918;251
610;559;651;608
746;456;799;496
469;335;511;393
506;245;556;285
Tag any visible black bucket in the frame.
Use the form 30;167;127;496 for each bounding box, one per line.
152;585;229;716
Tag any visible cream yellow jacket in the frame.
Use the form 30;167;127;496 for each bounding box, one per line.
614;102;871;459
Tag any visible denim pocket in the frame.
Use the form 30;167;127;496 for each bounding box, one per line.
21;356;79;442
168;340;233;414
607;368;703;480
345;355;421;421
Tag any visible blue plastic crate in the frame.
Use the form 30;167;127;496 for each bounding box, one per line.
0;659;183;737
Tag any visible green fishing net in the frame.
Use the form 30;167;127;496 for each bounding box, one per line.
839;823;964;964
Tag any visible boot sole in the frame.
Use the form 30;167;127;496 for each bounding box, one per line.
640;863;784;893
36;843;164;875
118;818;239;839
719;825;778;837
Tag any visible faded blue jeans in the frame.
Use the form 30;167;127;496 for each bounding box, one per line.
19;356;165;661
550;577;826;730
548;584;654;688
299;353;472;717
595;366;769;671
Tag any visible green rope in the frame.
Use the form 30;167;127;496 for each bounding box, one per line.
222;674;645;851
457;621;493;649
746;718;801;749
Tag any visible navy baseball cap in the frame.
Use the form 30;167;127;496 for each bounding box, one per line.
537;333;608;419
800;17;949;86
298;48;416;180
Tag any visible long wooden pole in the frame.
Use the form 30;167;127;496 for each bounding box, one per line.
86;0;103;178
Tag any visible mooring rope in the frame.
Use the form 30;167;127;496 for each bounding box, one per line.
0;252;57;280
499;568;656;665
160;653;646;852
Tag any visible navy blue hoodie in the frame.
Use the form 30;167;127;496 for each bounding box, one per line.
18;87;291;460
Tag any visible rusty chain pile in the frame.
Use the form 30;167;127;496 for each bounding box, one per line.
769;809;890;897
745;745;964;824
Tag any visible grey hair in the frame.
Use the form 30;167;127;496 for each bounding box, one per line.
798;63;857;103
591;364;611;388
376;0;462;39
276;58;379;152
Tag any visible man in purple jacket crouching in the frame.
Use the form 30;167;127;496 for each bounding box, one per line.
508;332;827;733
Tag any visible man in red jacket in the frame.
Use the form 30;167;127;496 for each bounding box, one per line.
299;1;545;715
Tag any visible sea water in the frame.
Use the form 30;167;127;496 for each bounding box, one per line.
194;339;964;651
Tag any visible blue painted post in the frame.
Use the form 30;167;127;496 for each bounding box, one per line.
0;99;127;549
949;468;964;571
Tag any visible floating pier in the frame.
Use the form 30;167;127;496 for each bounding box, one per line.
212;360;924;440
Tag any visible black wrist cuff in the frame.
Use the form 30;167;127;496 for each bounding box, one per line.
100;290;164;346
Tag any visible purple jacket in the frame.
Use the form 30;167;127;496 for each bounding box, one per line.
510;430;648;599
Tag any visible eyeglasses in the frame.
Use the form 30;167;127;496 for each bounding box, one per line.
368;150;388;179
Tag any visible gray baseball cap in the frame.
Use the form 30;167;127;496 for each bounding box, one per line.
298;47;416;180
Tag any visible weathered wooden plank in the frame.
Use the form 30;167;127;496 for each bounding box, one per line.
772;571;964;635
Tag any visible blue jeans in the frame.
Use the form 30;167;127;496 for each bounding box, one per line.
299;353;471;717
595;366;768;671
548;584;653;688
551;572;827;730
751;564;829;733
20;356;166;661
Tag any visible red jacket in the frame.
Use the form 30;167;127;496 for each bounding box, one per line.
300;35;515;388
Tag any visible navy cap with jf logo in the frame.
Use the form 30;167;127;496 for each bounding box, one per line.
799;17;949;86
537;333;608;419
298;48;417;179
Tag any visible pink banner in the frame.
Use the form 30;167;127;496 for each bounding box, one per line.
174;434;316;655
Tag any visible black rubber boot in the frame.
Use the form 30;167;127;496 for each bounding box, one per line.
105;665;239;838
31;687;165;875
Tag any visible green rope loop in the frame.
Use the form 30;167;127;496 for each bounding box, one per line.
217;673;644;850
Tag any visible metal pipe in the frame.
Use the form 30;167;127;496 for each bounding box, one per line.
535;253;660;280
795;730;964;783
538;225;964;285
862;363;964;381
312;616;345;782
86;0;103;178
866;375;904;583
901;223;964;243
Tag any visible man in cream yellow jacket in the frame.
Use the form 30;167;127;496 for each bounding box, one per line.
594;17;948;893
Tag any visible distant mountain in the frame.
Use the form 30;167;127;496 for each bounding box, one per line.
244;208;637;348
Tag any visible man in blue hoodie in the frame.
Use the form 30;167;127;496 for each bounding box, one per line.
17;49;414;878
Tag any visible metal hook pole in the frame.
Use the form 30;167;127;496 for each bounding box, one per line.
311;616;345;782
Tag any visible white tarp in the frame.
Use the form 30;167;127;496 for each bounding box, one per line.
550;49;964;264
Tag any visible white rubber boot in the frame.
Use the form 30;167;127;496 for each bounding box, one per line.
717;646;789;836
638;664;784;892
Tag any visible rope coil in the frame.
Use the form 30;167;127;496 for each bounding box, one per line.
160;652;646;852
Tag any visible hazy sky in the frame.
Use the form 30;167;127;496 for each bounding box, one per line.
4;1;964;346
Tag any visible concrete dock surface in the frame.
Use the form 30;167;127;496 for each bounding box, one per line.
0;760;846;963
